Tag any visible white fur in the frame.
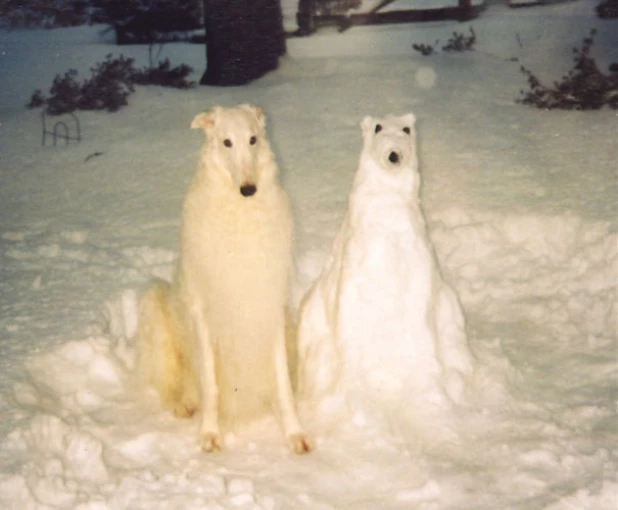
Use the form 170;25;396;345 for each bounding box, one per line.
297;113;475;414
138;104;311;454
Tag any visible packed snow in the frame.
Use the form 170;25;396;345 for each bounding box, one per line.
0;1;617;508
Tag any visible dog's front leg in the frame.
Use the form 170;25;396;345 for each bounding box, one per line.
274;327;312;454
190;304;222;452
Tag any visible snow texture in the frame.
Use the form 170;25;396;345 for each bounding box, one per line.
0;1;617;508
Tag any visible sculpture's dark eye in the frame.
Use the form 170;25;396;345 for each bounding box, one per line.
224;139;233;148
249;136;257;145
403;127;411;135
375;124;382;134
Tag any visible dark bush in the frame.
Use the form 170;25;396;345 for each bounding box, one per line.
133;59;195;89
93;0;202;45
518;29;618;110
0;0;90;29
46;69;83;115
78;55;136;112
27;54;194;115
26;90;47;109
442;27;476;52
412;42;438;56
412;28;476;56
596;0;618;18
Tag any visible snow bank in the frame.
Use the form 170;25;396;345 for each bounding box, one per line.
432;209;617;345
1;207;614;508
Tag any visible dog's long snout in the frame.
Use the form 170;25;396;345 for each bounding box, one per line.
240;184;257;197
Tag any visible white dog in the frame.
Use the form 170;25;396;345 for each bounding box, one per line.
138;104;311;454
297;113;475;413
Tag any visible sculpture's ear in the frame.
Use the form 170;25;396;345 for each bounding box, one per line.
401;113;416;130
239;103;266;129
360;116;374;136
191;106;220;131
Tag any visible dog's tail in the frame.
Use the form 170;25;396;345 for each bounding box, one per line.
138;279;198;417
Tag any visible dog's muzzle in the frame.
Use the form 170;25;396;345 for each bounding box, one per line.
240;184;257;197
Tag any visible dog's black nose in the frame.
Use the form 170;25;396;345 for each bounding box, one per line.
388;151;400;164
240;184;257;197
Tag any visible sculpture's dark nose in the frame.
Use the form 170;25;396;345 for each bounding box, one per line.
389;151;400;164
240;184;257;197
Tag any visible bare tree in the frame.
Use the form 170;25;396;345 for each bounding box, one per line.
200;0;286;86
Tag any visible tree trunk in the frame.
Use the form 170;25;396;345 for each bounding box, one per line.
200;0;286;86
457;0;473;21
296;0;315;35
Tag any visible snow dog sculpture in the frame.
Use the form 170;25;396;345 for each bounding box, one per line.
297;112;475;415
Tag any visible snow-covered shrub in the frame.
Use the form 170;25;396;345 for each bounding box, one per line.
412;28;476;56
133;59;194;89
49;69;87;114
27;54;194;115
518;29;618;110
412;42;438;56
78;55;136;112
442;27;476;52
26;55;135;115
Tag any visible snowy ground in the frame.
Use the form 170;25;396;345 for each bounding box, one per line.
0;1;617;508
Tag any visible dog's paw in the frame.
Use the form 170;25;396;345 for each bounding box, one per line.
200;431;223;453
287;432;313;454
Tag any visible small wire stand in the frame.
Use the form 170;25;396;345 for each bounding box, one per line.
41;111;81;147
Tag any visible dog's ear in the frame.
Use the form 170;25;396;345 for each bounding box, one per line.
191;112;213;131
191;107;220;131
239;103;266;128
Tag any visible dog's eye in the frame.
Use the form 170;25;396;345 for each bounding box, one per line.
402;127;411;135
375;124;382;134
223;139;233;148
249;136;257;145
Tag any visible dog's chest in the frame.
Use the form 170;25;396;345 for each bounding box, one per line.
182;188;292;287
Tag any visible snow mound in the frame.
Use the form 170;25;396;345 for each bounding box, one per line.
431;209;617;345
0;309;277;508
1;211;614;510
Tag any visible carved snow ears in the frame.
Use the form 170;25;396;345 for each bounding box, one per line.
360;113;416;136
191;104;266;132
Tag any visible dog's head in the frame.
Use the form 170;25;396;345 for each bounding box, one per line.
191;104;273;197
360;113;417;175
